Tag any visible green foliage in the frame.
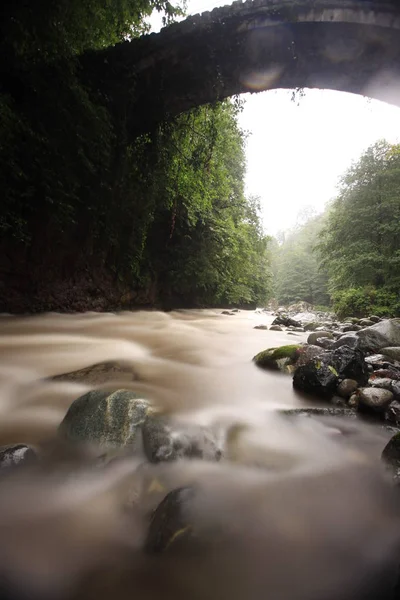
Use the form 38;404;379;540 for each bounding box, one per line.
270;211;330;307
0;0;271;310
318;140;400;318
332;287;400;319
138;101;272;307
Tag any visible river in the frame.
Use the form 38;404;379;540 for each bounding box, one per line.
0;308;399;600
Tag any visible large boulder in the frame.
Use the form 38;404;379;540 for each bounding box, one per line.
293;346;368;398
59;389;150;451
356;319;400;353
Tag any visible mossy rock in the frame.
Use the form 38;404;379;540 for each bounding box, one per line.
59;389;150;453
253;344;302;373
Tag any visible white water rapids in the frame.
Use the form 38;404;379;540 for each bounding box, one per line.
0;308;399;600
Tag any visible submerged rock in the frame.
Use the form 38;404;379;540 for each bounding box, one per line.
254;325;269;330
142;413;222;463
59;389;150;452
145;487;195;553
0;445;37;470
382;432;400;474
253;345;302;373
60;389;222;463
269;325;283;331
358;388;394;413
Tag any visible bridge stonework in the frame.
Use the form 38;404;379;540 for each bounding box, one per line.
84;0;400;137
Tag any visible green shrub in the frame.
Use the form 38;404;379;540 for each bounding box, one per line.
332;287;400;319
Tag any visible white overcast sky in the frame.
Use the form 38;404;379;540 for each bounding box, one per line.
149;0;400;236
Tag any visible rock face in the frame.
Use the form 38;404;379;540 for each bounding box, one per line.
357;388;394;413
253;345;302;373
60;389;222;462
0;445;37;469
356;319;400;353
293;347;368;398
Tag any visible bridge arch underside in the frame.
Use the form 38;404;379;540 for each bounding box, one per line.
95;3;400;136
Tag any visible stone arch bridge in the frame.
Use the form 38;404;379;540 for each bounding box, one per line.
84;0;400;137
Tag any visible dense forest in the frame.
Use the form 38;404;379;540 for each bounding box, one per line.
0;0;271;312
271;140;400;318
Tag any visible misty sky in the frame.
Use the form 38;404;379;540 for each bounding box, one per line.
149;1;400;236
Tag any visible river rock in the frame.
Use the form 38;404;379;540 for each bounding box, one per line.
253;344;301;373
254;325;269;330
0;445;37;469
293;346;368;398
59;389;150;451
343;324;361;332
369;316;382;323
314;337;335;350
348;393;359;408
145;487;195;553
332;334;359;350
381;347;400;362
392;381;400;399
356;319;400;353
142;413;222;463
60;389;222;463
359;319;375;327
365;354;397;369
337;379;358;399
221;310;234;316
269;325;283;331
382;432;400;473
271;315;302;328
385;401;400;427
357;388;394;413
368;377;394;391
307;331;333;345
304;322;320;331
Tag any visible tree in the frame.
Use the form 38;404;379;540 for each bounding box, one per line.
317;140;400;317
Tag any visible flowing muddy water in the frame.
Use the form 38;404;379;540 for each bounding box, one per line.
0;309;399;600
